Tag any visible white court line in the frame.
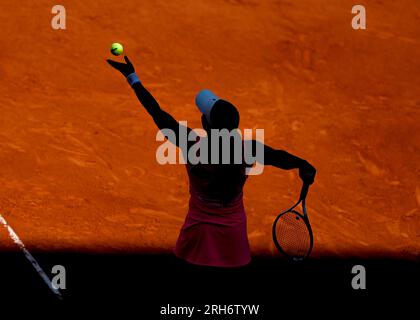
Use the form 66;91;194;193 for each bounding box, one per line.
0;214;62;300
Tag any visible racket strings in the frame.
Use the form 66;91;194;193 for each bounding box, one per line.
275;212;311;258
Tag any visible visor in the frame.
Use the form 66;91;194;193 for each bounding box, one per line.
195;89;220;123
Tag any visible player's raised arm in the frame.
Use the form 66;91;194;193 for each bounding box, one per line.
249;140;316;185
107;56;191;147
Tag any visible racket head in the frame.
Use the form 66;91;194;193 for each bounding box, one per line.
272;200;313;261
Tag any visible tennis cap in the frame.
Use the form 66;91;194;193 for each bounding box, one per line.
195;89;220;123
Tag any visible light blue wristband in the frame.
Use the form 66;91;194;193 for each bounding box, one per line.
126;73;140;87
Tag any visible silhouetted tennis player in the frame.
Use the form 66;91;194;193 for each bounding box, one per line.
107;56;316;267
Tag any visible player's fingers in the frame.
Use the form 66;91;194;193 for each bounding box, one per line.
107;59;123;69
124;56;133;67
106;59;117;66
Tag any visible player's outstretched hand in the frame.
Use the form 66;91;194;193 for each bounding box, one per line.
107;56;135;77
299;160;316;185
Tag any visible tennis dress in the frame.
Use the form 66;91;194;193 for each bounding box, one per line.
174;161;251;267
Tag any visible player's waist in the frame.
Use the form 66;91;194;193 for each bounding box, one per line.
190;190;244;209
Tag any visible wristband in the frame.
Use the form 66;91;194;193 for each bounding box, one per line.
126;73;140;87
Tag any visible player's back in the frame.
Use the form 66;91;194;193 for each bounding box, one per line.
186;162;248;208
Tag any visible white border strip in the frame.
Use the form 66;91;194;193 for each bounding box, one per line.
0;214;62;300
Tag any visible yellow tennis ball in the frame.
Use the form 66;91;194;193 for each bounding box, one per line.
110;43;124;56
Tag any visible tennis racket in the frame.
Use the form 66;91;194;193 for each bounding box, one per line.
272;183;313;261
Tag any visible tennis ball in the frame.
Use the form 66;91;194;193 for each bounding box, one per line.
110;43;124;56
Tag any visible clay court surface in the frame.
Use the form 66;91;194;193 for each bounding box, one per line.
0;0;419;307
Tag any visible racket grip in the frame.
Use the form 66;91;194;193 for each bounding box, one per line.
299;183;310;201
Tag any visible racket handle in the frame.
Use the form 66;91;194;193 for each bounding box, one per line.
299;183;310;201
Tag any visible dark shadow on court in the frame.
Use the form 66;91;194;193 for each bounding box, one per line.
0;251;417;313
